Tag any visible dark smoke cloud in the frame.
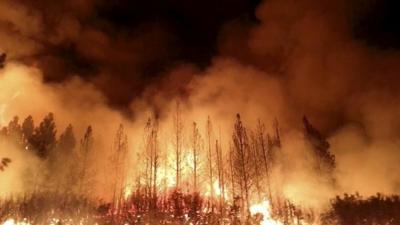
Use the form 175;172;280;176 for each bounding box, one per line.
217;0;400;133
0;0;260;109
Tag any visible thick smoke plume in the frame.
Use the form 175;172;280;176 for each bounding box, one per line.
0;0;400;212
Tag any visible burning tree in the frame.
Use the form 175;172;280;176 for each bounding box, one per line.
191;122;201;191
173;101;184;188
111;124;129;212
255;120;274;204
232;113;253;216
144;117;159;209
0;111;387;225
206;116;215;205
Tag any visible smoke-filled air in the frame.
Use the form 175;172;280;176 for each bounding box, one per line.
1;0;400;224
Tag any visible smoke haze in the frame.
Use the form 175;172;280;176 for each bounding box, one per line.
1;0;400;211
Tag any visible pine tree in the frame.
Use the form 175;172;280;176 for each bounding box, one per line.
7;116;22;144
173;101;183;188
144;118;159;209
57;124;76;154
31;113;57;158
111;124;129;212
22;115;34;150
232;114;252;216
256;120;273;204
191;122;201;191
55;124;77;193
78;126;94;194
302;116;335;172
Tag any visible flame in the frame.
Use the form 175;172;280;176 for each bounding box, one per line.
123;185;133;200
2;219;30;225
250;200;282;225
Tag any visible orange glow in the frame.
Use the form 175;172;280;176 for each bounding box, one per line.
250;201;282;225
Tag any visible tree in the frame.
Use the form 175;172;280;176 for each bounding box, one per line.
78;126;94;194
111;124;129;212
232;114;252;216
54;124;77;193
144;118;159;209
256;120;273;204
30;113;57;158
191;122;201;191
22;115;34;150
57;124;76;154
215;138;226;211
302;116;335;173
173;101;183;188
7;116;22;144
250;132;262;201
206;116;214;203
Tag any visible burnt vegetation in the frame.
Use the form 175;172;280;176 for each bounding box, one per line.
0;112;398;225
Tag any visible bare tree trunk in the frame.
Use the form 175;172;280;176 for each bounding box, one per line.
111;124;128;215
251;133;262;201
229;144;236;199
257;120;273;204
174;101;183;188
232;114;251;217
192;122;200;191
79;126;93;196
206;116;214;212
151;120;159;209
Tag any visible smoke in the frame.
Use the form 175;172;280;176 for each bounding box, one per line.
0;62;137;198
0;139;41;197
0;0;400;212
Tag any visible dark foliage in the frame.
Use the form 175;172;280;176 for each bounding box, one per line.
323;193;400;225
30;113;57;158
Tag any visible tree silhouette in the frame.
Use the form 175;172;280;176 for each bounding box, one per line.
30;113;57;158
111;124;129;213
232;114;252;216
78;126;94;194
7;116;22;144
22;115;34;150
303;116;335;172
57;124;76;154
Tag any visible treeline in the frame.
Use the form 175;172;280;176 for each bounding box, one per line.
1;110;400;225
1;113;93;191
0;108;337;223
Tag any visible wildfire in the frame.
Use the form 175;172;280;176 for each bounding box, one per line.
250;200;282;225
2;219;30;225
